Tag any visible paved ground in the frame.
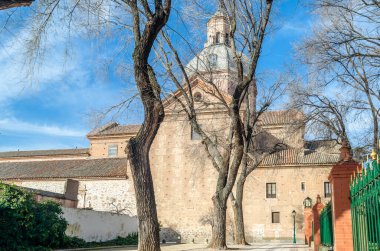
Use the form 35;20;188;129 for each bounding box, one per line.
90;243;310;251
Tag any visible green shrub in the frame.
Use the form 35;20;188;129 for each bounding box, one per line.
62;233;138;248
0;183;67;250
0;183;138;250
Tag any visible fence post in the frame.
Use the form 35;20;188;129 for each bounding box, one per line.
313;195;325;251
328;141;357;251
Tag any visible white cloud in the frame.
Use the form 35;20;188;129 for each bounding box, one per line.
280;22;308;33
0;118;86;137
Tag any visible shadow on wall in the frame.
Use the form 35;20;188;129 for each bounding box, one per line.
160;228;181;244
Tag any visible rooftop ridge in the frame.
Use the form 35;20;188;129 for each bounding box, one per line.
0;157;128;180
0;148;89;158
87;124;141;137
87;122;119;137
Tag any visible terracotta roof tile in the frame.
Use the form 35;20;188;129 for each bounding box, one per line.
0;148;89;158
260;149;339;166
258;110;304;126
0;158;128;180
87;122;141;137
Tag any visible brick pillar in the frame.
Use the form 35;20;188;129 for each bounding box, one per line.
328;141;357;251
304;207;313;246
313;195;325;251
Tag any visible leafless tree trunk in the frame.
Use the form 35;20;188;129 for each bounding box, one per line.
229;76;285;244
6;1;170;249
125;1;171;250
156;0;273;247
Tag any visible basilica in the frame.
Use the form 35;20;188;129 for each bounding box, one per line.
0;8;339;243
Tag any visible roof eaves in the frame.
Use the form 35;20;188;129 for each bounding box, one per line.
87;122;119;137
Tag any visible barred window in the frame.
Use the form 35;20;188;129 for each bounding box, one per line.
301;182;306;192
266;183;276;198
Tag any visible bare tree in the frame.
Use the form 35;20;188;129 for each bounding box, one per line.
125;1;171;250
229;80;286;244
299;0;380;151
0;0;34;10
156;0;273;248
6;1;171;250
289;82;352;146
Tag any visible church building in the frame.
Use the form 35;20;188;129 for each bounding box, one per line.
0;8;339;243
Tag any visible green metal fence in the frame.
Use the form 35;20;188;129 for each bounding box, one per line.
320;201;334;247
350;159;380;251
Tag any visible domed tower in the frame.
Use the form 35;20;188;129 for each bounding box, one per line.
185;7;249;95
204;6;231;47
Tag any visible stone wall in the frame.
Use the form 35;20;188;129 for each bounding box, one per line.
148;110;333;243
11;179;137;216
89;137;131;158
62;207;138;242
242;165;332;242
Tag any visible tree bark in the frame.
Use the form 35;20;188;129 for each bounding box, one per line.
209;193;228;249
231;176;248;245
0;0;33;10
127;64;164;251
126;1;171;250
127;97;163;251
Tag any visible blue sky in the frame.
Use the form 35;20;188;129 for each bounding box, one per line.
0;0;312;151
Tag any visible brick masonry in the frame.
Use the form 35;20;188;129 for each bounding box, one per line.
328;161;357;251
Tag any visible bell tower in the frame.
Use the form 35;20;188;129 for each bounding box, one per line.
204;6;231;48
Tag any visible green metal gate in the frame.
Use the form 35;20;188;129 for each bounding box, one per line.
350;159;380;251
320;202;333;247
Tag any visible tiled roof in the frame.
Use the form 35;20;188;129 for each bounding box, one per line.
0;158;128;180
260;149;339;166
87;122;141;137
258;110;304;126
0;148;89;158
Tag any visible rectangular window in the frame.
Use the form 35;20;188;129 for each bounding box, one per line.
324;182;331;198
272;212;280;223
301;182;306;192
266;183;276;198
191;125;201;140
108;145;118;157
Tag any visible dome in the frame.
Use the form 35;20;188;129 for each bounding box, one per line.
185;44;250;77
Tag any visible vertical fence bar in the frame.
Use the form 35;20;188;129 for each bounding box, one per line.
320;202;333;247
350;158;380;251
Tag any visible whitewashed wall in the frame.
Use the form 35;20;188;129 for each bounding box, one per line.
12;179;137;216
63;207;138;242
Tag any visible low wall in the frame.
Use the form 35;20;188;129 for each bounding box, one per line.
62;207;138;242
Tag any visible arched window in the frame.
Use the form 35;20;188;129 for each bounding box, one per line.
215;32;220;44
